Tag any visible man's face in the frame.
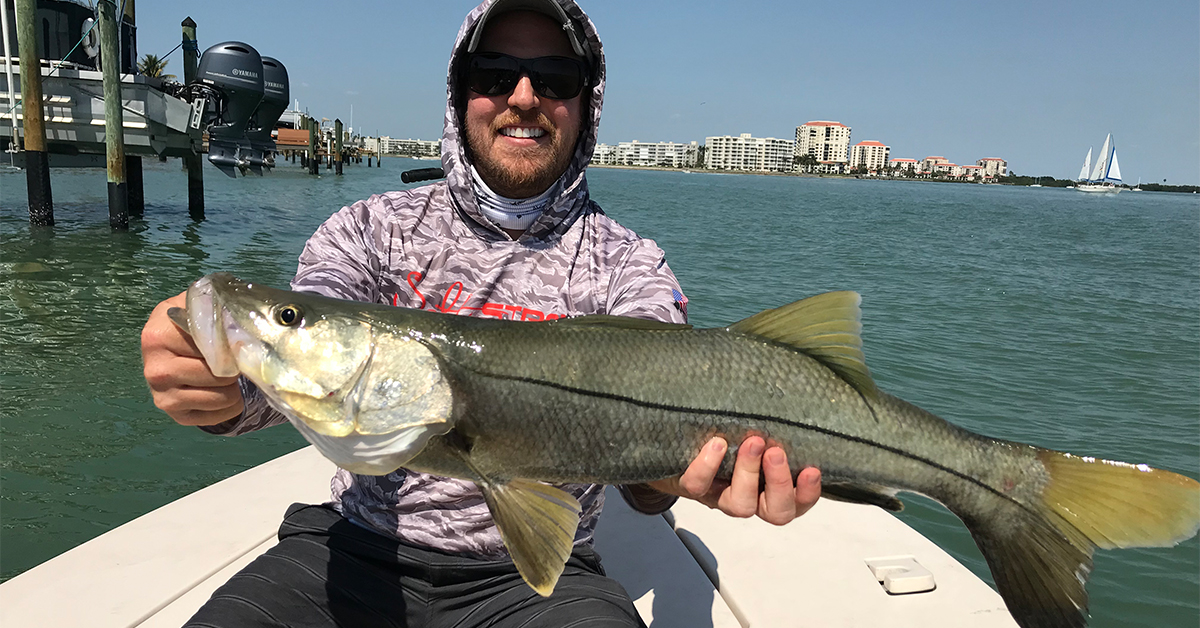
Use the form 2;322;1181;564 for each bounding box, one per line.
464;11;585;198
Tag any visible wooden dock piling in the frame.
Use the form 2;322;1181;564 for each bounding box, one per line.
334;119;343;175
307;117;318;175
14;0;53;225
99;0;128;229
181;17;203;220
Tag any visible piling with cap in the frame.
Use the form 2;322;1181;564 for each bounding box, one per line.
14;0;53;225
98;0;128;230
181;17;203;220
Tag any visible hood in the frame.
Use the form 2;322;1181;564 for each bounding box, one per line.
440;0;606;241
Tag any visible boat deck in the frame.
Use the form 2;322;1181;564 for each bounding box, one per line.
0;447;1018;627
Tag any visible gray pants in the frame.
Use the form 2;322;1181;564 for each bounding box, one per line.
183;503;645;628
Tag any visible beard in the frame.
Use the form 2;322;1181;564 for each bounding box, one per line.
466;110;578;199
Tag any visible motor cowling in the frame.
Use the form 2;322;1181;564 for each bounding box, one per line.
194;42;264;176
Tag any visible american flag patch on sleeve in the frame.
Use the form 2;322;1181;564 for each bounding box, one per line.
671;288;688;316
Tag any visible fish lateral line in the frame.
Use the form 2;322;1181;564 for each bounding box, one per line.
460;367;1034;513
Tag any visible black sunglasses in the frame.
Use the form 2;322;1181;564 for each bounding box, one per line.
465;52;588;100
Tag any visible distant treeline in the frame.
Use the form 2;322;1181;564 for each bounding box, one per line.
1000;175;1198;193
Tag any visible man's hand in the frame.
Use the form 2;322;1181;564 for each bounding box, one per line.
141;291;244;426
648;436;821;525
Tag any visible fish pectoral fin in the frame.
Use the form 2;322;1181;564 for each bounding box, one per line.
549;314;692;331
166;306;192;336
729;291;879;401
820;481;903;512
479;478;582;597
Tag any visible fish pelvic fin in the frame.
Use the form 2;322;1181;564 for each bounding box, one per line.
479;478;582;597
729;291;878;401
820;481;903;512
955;452;1199;628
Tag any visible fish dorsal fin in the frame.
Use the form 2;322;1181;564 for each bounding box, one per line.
729;291;879;400
551;314;692;331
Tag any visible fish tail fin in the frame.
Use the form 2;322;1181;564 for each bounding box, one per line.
479;478;582;597
954;451;1199;628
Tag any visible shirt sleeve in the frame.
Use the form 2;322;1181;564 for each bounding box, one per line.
605;237;688;325
201;198;390;437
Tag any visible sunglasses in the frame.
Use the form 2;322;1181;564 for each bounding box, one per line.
465;52;588;100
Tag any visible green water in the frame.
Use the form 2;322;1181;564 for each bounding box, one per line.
2;159;1198;626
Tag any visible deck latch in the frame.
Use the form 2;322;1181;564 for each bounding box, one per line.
865;555;936;594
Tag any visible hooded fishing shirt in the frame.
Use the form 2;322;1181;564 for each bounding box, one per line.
205;0;687;558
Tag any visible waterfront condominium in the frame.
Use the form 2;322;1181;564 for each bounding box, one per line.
976;157;1007;177
849;140;890;171
380;136;441;158
889;158;918;173
920;156;950;174
704;133;795;173
794;121;852;169
614;140;700;168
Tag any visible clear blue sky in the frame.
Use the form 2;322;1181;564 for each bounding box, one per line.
136;0;1199;184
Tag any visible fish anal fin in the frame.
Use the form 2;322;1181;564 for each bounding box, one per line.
167;306;192;336
551;314;692;331
821;481;903;512
729;291;878;400
479;478;582;597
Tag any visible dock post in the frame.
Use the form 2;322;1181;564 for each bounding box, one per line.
181;17;204;220
98;0;128;230
334;119;343;175
14;0;53;225
307;117;318;175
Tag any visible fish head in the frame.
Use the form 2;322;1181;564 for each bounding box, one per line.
180;273;454;475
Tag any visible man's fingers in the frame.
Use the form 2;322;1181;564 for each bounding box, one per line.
718;436;764;517
758;447;797;525
794;467;822;518
677;437;727;499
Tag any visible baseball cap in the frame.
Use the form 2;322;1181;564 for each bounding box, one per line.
466;0;592;65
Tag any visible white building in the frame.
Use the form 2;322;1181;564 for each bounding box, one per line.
932;162;961;177
849;141;890;171
380;137;441;158
976;158;1007;177
921;156;949;174
794;121;852;168
889;158;918;173
593;143;618;165
615;140;699;168
704;133;795;172
960;164;984;180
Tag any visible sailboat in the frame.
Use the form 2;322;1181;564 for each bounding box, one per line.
1076;134;1122;193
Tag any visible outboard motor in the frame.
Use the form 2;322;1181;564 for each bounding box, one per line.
244;57;289;172
193;42;264;177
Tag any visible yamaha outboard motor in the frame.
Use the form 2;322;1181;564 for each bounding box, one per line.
193;42;264;177
244;57;289;172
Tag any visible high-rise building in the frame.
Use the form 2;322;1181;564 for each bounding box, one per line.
615;140;699;168
976;158;1007;177
850;140;890;171
794;121;852;167
704;133;794;172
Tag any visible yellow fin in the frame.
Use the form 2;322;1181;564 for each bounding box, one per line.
479;478;582;597
729;291;878;400
1038;451;1200;549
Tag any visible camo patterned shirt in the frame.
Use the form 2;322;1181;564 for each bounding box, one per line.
204;0;688;557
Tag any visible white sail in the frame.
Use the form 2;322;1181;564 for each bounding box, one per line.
1106;150;1121;182
1090;134;1111;181
1079;148;1092;180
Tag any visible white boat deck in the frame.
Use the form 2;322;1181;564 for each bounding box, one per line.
0;447;1019;627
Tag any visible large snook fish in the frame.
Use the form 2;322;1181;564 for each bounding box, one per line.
170;273;1198;628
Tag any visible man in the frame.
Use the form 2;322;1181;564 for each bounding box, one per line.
141;1;821;625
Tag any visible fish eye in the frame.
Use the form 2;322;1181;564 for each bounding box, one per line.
274;305;303;327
